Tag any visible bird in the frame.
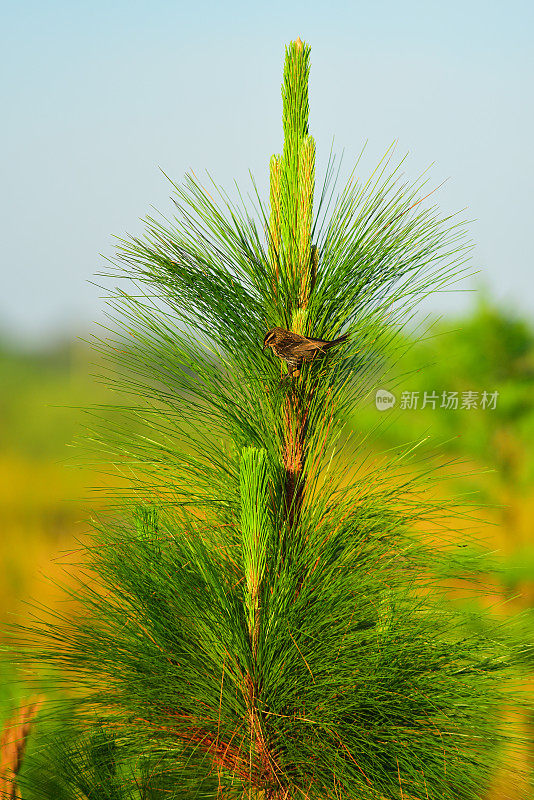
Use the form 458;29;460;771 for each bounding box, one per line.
263;326;348;376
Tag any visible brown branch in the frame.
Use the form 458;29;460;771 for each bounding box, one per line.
137;713;254;783
0;697;43;800
243;672;282;790
282;385;309;528
137;698;283;791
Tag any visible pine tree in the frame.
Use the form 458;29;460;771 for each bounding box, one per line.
14;38;525;800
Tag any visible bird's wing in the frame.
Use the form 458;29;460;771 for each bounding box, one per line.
280;332;307;345
275;332;307;353
286;340;324;358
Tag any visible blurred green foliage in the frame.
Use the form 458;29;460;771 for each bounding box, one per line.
0;340;114;460
354;298;534;494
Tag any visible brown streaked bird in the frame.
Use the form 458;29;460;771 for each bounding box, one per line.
263;326;348;376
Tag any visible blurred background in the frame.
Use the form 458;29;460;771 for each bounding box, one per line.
1;0;533;796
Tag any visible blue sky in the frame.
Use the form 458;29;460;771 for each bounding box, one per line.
2;0;533;344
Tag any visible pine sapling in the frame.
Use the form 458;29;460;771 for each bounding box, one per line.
12;37;528;800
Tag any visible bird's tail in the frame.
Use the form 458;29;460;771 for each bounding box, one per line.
312;333;349;350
